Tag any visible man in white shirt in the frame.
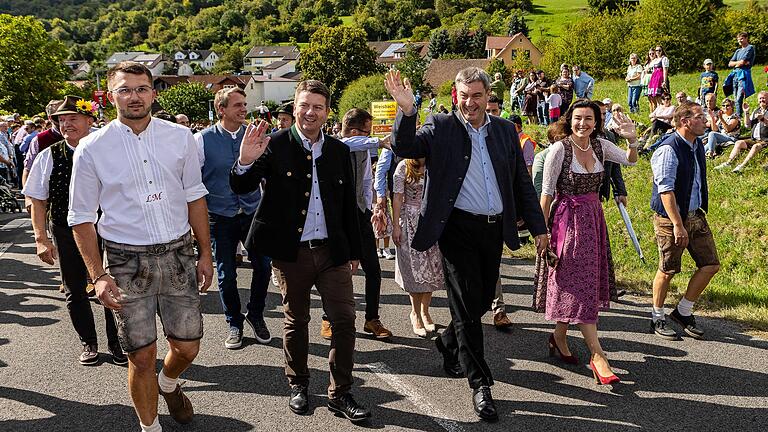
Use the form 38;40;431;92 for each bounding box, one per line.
24;95;125;367
68;61;213;432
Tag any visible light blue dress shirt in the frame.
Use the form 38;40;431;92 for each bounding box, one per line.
454;113;503;215
651;132;701;212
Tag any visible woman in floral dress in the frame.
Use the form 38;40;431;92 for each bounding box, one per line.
533;99;638;384
392;158;444;337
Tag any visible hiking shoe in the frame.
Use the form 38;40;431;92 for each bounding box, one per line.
320;319;332;340
245;313;272;344
669;308;705;339
363;319;393;339
108;341;128;365
732;164;745;173
377;249;385;258
382;249;395;260
224;327;243;349
79;344;99;365
651;319;678;340
160;383;194;424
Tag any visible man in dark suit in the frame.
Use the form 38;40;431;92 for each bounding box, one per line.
385;68;548;422
229;80;370;424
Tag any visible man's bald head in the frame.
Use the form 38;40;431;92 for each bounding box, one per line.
175;114;190;127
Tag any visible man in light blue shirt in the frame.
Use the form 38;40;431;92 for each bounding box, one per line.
196;87;272;349
572;65;594;99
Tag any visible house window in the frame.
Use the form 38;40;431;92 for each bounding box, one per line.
511;49;517;59
250;83;254;89
223;84;235;89
524;50;531;59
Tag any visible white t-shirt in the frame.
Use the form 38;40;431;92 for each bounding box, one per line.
546;93;562;109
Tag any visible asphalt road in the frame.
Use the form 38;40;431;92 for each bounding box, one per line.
1;210;767;432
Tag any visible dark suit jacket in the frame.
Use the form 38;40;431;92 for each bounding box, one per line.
229;127;361;265
599;130;627;201
391;110;547;252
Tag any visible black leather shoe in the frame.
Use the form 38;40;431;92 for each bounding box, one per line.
328;393;371;423
288;385;308;415
472;386;498;422
435;337;464;378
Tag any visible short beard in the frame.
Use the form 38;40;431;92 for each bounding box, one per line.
118;105;152;121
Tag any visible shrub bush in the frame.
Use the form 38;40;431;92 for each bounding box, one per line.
337;74;389;117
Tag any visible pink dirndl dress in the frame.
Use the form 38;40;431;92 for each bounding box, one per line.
533;138;621;324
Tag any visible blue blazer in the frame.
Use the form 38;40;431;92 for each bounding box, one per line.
391;110;547;252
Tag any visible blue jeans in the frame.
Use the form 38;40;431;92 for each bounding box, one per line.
210;212;271;329
734;79;745;118
628;86;642;112
705;131;736;154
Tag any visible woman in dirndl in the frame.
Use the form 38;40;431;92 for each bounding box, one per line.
646;46;670;109
533;99;638;385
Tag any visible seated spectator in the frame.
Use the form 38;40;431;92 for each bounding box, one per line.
675;91;689;106
704;98;740;158
606;104;625;133
648;94;676;135
716;91;768;172
702;93;720;134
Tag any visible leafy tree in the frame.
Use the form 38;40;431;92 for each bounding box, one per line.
428;28;450;59
298;26;383;109
337;74;388;118
156;82;215;122
0;14;69;115
469;27;487;59
451;25;472;58
508;10;530;37
396;45;430;91
587;0;624;13
212;45;244;74
411;25;431;42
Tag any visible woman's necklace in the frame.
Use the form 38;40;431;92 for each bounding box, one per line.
571;138;591;152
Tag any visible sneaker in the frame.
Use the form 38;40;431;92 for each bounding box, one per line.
245;313;272;344
160;383;194;424
715;161;732;170
376;249;385;258
224;327;243;349
382;249;395;260
732;164;745;173
79;344;99;365
669;308;705;339
650;319;678;340
108;341;128;365
320;318;332;340
363;319;393;339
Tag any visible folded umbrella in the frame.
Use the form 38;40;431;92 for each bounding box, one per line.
617;201;645;263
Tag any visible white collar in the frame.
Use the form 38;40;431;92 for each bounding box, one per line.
457;111;490;133
294;126;324;149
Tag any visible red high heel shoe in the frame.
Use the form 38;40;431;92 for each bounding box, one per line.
590;360;621;385
548;334;578;365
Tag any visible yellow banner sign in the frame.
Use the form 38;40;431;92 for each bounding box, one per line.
371;101;397;120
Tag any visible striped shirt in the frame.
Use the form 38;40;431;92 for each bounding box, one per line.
68;118;208;245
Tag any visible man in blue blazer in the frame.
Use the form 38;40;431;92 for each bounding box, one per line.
385;68;548;422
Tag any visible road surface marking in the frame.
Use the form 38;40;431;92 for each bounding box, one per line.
366;361;466;432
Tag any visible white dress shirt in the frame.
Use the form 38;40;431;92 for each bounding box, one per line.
68;118;208;246
22;144;75;200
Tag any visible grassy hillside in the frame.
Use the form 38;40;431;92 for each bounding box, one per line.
434;66;768;330
527;0;751;44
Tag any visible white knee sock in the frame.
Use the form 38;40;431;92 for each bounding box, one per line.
140;416;162;432
677;298;695;316
651;307;665;322
157;369;178;393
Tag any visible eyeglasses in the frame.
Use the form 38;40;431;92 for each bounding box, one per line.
353;127;371;136
110;86;153;97
722;104;732;107
655;49;663;52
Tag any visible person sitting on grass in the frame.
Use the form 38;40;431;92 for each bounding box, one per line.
704;98;741;158
716;91;768;172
